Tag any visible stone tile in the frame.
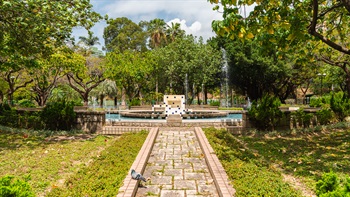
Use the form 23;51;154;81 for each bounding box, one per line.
150;175;172;185
166;154;182;160
173;180;196;190
185;173;206;180
164;169;183;176
160;190;185;197
135;185;160;197
174;162;193;169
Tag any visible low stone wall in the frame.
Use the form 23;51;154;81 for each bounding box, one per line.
106;119;242;128
75;110;105;133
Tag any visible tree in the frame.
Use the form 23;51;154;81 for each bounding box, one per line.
209;0;350;95
30;49;80;106
105;50;154;103
103;17;147;52
166;22;185;43
154;36;222;104
65;54;105;106
0;0;101;66
0;69;33;106
90;79;118;107
144;18;168;49
78;31;101;56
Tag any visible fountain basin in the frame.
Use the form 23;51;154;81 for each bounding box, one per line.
119;110;228;119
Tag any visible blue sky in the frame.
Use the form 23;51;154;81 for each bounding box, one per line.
72;0;223;50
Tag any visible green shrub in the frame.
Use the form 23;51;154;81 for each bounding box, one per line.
0;175;35;197
316;109;334;125
310;96;331;108
129;98;141;106
248;94;283;131
41;100;76;131
330;92;350;122
316;171;350;197
17;99;36;108
0;104;18;127
291;109;314;128
209;100;220;106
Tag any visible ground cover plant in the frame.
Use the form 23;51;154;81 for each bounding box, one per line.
204;127;302;196
0;126;148;196
204;124;350;196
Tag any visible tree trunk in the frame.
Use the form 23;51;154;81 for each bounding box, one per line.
346;74;350;97
121;88;126;106
114;97;118;107
100;95;104;107
204;87;208;105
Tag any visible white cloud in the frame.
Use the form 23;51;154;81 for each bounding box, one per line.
167;18;202;36
74;0;224;49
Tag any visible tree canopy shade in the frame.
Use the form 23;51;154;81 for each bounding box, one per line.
208;0;350;95
0;0;102;64
103;17;147;52
105;50;154;103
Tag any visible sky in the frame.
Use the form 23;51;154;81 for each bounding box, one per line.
72;0;223;50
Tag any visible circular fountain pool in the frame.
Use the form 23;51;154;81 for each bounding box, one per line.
119;110;228;119
106;110;242;121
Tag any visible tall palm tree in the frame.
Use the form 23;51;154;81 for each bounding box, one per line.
78;31;100;56
166;22;185;42
148;19;167;49
91;79;118;108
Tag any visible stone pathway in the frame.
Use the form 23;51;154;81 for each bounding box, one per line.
136;128;219;197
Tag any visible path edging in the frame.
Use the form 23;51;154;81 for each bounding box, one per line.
117;127;159;197
194;127;236;197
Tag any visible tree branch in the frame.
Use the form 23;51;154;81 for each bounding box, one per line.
308;0;350;55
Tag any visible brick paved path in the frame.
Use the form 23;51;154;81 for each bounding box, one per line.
135;128;219;197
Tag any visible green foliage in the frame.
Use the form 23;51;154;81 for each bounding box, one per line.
316;172;350;197
248;94;283;131
129;98;141;106
209;100;220;106
0;0;102;69
41;100;76;131
310;96;332;108
47;131;148;196
330;92;350;121
17;99;36;108
316;109;334;125
0;103;18;127
291;108;314;128
0;175;34;197
204;128;301;196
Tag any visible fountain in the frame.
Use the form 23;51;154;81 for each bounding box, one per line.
118;95;229;119
221;48;230;108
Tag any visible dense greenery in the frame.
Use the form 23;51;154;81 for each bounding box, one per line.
0;175;34;197
316;171;350;197
248;94;283;131
0;101;76;131
204;127;301;196
209;0;350;96
204;125;350;196
0;127;148;196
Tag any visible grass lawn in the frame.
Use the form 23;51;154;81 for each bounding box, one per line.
0;126;148;196
204;124;350;196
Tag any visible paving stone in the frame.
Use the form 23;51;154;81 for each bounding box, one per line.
150;175;172;185
185;172;206;180
166;154;182;160
135;128;222;197
173;180;196;190
136;185;160;197
164;169;183;176
160;190;185;197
